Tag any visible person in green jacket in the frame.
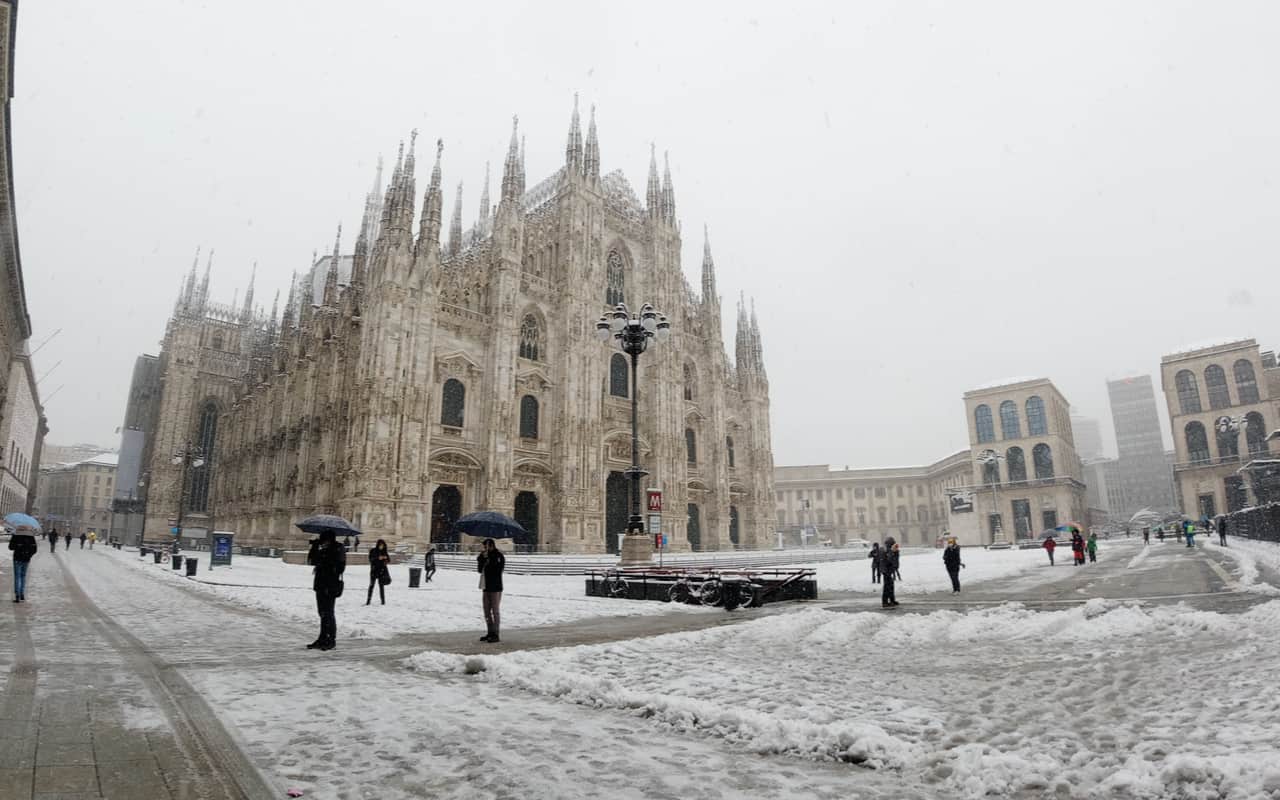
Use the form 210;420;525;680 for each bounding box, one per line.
1086;532;1098;563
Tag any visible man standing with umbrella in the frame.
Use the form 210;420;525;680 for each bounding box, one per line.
477;538;506;642
6;514;41;603
298;515;356;652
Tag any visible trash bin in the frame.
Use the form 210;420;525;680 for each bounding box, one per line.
153;550;163;564
409;567;422;588
171;555;183;570
185;558;197;577
140;546;149;557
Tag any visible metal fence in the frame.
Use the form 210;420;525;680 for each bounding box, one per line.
1226;503;1280;543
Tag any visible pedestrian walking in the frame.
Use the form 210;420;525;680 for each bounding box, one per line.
1043;535;1057;565
1217;516;1228;547
868;541;881;584
1185;522;1196;548
78;532;86;549
1071;530;1085;566
88;531;96;549
366;539;391;605
63;532;71;550
423;545;437;583
1086;532;1098;563
942;538;964;593
306;529;346;651
47;529;58;553
1142;526;1150;545
8;528;38;602
1157;527;1165;543
879;537;899;607
478;538;506;642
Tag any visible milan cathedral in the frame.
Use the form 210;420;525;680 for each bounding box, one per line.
139;98;774;553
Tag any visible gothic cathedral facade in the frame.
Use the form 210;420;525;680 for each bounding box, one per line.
140;101;775;554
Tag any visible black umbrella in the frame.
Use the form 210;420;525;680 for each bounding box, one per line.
295;514;361;536
454;511;525;540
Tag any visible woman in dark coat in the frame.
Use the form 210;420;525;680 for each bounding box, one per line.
868;542;881;584
307;530;346;651
9;530;38;602
477;538;506;643
366;539;391;605
424;545;437;583
942;539;964;593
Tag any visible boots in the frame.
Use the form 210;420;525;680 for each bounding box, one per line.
489;622;500;644
480;622;495;642
366;584;373;605
306;638;323;649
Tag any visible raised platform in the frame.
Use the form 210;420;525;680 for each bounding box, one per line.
584;567;817;606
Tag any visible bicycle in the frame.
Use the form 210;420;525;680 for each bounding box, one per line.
600;570;631;599
667;572;723;605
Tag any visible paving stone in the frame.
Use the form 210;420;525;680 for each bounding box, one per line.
35;740;94;767
0;736;37;769
96;758;169;800
32;766;97;795
0;766;33;800
0;720;37;739
90;736;152;764
35;726;90;745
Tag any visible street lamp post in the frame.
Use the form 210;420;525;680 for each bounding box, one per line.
171;442;206;554
597;302;670;561
977;449;1006;543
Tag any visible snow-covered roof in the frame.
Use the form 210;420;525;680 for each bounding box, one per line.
78;452;118;467
1162;337;1254;360
968;376;1045;392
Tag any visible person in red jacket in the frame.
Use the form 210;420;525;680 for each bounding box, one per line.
1042;536;1057;565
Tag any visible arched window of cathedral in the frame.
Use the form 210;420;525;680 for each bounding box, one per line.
609;353;628;398
519;395;539;439
1006;446;1027;482
519;315;541;361
999;400;1021;439
1032;444;1054;479
441;379;466;428
974;405;995;443
1176;370;1202;414
211;331;224;351
726;436;735;468
189;402;218;512
605;250;625;306
1204;364;1231;410
683;363;696;402
685;428;697;465
1185;421;1210;462
1025;396;1048;436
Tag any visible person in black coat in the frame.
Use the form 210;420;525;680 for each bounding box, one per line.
47;528;58;553
63;532;72;550
307;530;347;651
879;537;900;607
424;545;437;583
8;531;38;602
942;539;965;593
366;539;391;605
1217;516;1228;546
477;538;506;642
868;542;881;584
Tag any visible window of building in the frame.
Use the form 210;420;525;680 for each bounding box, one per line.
895;507;907;522
1032;443;1054;479
975;404;995;443
1025;396;1047;436
874;487;886;498
726;436;735;468
1245;412;1269;456
1042;509;1058;531
1185;421;1210;463
211;331;224;350
189;402;218;512
683;363;696;402
1006;446;1026;482
1176;370;1202;414
441;379;466;427
855;487;866;499
1216;420;1239;460
519;395;539;439
982;460;1000;485
685;428;697;464
605;250;625;306
519;315;541;361
895;486;903;498
917;505;927;521
999;400;1022;439
1235;359;1260;404
877;507;887;523
1204;364;1231;410
609;353;628;397
857;508;867;525
1012;499;1033;538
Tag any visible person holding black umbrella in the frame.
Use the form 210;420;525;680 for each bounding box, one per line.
478;538;506;642
307;529;346;651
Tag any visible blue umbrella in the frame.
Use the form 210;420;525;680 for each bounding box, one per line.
295;514;361;536
454;511;525;540
4;512;42;533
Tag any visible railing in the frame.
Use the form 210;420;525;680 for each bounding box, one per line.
1173;452;1272;472
1226;502;1280;542
406;546;877;576
439;303;488;325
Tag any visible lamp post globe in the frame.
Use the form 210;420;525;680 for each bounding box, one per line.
595;301;670;563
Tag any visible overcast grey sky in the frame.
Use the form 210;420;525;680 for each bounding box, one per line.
14;1;1280;466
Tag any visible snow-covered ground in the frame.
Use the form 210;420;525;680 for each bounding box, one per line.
98;545;710;639
1214;537;1280;595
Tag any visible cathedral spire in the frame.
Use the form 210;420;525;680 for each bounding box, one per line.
750;298;765;373
360;155;384;255
268;289;279;329
447;181;464;258
197;249;213;309
646;143;660;219
415;138;445;256
395;130;419;233
382;140;405;230
323;224;342;306
478;161;491;229
735;292;750;374
701;224;717;304
281;271;297;330
241;262;257;320
584;104;600;182
661;151;676;223
565;92;583;174
181;246;200;308
501;116;522;203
